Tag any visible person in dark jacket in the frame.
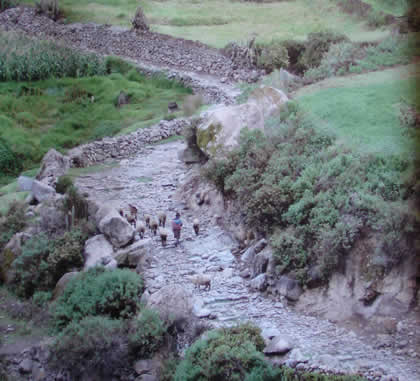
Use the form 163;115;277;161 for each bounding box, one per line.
172;212;183;247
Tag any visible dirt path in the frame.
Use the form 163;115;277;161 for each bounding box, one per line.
74;140;419;381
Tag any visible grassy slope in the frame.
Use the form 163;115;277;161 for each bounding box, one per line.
362;0;410;16
0;73;189;169
21;0;388;47
294;65;419;156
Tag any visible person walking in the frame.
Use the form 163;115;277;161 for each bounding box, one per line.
172;212;183;247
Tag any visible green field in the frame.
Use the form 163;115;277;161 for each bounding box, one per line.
21;0;389;47
295;65;419;156
362;0;410;16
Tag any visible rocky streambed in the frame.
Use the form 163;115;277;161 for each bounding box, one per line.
72;140;419;381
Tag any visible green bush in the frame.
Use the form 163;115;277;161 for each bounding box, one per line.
299;31;349;70
11;227;87;297
53;267;144;329
203;108;417;284
174;323;267;381
256;40;289;73
50;316;128;378
0;0;16;12
32;290;52;307
55;175;74;195
127;308;167;358
280;39;306;73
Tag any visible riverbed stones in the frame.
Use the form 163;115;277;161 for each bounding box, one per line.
263;335;293;355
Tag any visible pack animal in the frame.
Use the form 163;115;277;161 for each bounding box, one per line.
190;274;211;291
150;217;158;236
158;211;167;227
136;221;146;239
158;227;170;247
193;218;199;235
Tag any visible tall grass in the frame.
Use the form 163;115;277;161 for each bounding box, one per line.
0;31;107;81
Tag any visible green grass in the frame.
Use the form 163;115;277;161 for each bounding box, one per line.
295;65;419;155
67;162;119;177
21;0;389;47
362;0;410;17
0;71;190;176
136;176;153;183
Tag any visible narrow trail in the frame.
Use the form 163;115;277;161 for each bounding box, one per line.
75;141;419;381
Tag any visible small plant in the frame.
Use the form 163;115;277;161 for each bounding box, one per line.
35;0;61;21
0;0;15;12
256;40;289;73
132;6;149;32
53;267;144;329
32;290;52;307
55;175;74;195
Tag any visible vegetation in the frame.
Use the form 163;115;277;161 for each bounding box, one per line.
174;323;267;381
304;34;413;82
202;101;418;285
0;200;26;253
53;267;144;329
0;34;191;184
11;227;87;297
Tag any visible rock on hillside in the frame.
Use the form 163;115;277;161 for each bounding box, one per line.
196;86;288;157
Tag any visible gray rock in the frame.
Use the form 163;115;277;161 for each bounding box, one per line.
147;284;193;328
83;235;114;270
261;328;281;341
36;148;70;187
114;238;153;267
17;176;34;191
250;274;267;291
19;358;33;374
134;359;153;375
97;207;135;248
251;249;272;278
263;336;293;355
53;271;79;300
271;276;302;302
31;179;56;203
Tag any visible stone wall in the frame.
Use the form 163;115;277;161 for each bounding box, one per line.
67;118;191;167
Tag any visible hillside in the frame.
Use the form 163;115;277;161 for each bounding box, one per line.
0;1;419;381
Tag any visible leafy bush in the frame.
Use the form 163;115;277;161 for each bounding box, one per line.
11;227;86;297
53;267;144;329
203;107;417;284
0;31;107;82
299;31;349;70
55;175;74;195
0;200;26;252
32;290;52;307
50;316;128;378
35;0;61;21
127;308;167;358
256;40;289;73
0;0;16;12
174;323;267;381
304;34;412;83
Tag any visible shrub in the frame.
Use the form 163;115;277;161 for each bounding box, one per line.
0;0;16;12
280;39;306;73
127;308;167;358
32;290;52;307
299;31;349;70
132;6;149;32
55;175;74;195
174;323;267;381
35;0;61;21
62;185;89;222
406;5;420;32
256;40;289;73
50;316;128;378
203;109;417;285
53;267;144;329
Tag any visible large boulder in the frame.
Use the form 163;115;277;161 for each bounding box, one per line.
196;86;288;157
53;271;79;300
270;275;303;302
17;176;34;192
147;284;193;329
36;148;70;187
31;179;56;203
37;194;67;234
114;238;153;268
96;206;135;248
83;234;115;270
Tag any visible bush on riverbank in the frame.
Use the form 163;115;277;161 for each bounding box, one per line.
202;103;418;285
